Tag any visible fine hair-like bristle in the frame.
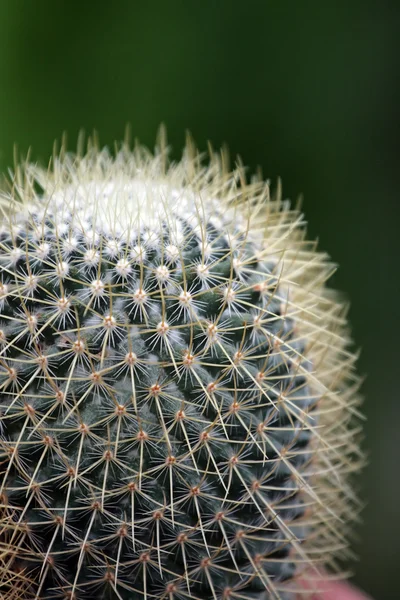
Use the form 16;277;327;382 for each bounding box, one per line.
0;131;363;600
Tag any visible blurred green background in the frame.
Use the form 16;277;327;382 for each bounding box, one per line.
0;1;398;598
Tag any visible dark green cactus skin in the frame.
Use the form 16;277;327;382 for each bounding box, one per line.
0;147;361;600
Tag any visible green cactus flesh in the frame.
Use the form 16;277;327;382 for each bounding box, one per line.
0;141;361;599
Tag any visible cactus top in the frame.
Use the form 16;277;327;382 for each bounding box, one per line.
0;136;362;600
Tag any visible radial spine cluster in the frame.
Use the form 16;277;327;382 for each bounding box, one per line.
0;135;362;600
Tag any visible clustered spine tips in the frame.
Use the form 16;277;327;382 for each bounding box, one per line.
0;132;363;600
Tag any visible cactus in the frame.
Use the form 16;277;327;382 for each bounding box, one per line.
0;132;362;600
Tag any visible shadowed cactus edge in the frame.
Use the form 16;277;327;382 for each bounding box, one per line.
0;131;363;599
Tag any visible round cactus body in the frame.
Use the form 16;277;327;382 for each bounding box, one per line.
0;135;362;600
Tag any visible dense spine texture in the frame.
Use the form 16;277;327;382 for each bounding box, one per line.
0;133;362;600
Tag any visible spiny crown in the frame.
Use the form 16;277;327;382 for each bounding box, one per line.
0;134;362;600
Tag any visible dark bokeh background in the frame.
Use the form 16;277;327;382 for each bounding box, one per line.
0;1;398;598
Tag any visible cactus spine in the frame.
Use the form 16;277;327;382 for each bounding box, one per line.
0;133;362;599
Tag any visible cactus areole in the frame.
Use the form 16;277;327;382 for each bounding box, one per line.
0;134;362;599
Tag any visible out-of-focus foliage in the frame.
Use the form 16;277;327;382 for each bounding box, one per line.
0;2;398;598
